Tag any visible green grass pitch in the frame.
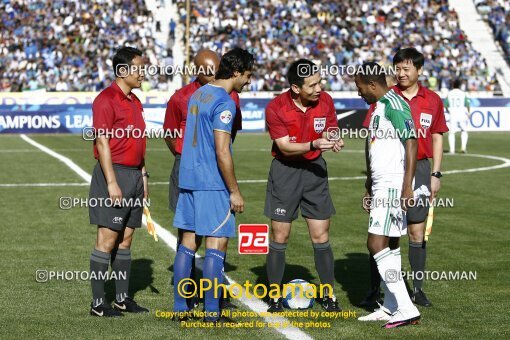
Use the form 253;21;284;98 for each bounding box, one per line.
0;132;508;339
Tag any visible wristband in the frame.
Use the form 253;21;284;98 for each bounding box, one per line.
310;140;317;151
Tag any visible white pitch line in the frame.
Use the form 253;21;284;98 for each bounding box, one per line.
20;134;92;182
7;151;509;188
443;153;510;174
19;134;312;340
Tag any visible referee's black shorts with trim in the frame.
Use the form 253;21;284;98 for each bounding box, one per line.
89;162;144;231
264;156;336;222
407;158;431;224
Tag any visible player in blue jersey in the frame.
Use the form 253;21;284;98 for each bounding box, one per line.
172;48;254;323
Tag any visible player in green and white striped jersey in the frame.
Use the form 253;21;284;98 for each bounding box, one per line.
445;79;471;153
355;62;420;328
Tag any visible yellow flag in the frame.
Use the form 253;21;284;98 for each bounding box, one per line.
424;206;434;242
143;207;158;242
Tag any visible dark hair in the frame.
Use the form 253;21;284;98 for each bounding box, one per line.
453;78;462;89
215;48;254;80
287;59;317;87
393;47;424;70
112;46;143;77
355;62;387;87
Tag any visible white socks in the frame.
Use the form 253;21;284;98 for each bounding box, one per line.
448;131;469;153
374;247;414;311
448;132;456;153
381;248;401;313
461;131;468;151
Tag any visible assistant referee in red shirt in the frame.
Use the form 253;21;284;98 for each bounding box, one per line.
392;48;448;307
88;47;150;317
264;59;344;312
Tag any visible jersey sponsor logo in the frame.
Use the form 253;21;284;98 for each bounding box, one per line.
274;208;286;216
370;115;380;130
420;113;432;129
238;224;269;254
313;117;326;133
112;216;123;224
220;110;232;124
369;115;379;144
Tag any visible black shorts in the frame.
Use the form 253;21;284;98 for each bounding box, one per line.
89;162;144;231
407;159;431;224
264;157;336;222
169;155;181;212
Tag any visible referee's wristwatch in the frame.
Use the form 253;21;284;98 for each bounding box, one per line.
143;172;150;178
431;171;442;179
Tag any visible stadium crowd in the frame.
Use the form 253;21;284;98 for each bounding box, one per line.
177;0;499;92
0;0;501;92
0;0;169;92
475;0;510;64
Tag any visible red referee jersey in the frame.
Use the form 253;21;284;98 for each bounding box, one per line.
362;84;448;160
163;80;242;154
266;90;338;161
92;81;146;167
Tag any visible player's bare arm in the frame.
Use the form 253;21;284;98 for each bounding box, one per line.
215;130;244;213
431;133;443;199
402;138;418;211
96;135;122;204
362;138;372;213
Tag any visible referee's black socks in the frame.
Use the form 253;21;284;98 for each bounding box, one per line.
267;241;287;289
90;248;110;307
409;241;426;291
313;241;335;297
111;248;131;302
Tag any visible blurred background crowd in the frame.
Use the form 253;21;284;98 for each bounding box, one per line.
0;0;504;93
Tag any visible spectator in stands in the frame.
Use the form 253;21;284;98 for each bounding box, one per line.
176;0;498;92
476;0;510;63
0;0;167;92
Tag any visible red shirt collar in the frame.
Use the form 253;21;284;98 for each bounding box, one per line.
111;81;138;101
393;82;427;99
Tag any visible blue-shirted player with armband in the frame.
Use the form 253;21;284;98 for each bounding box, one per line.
171;48;254;324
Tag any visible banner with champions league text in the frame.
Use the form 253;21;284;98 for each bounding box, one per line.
0;92;509;133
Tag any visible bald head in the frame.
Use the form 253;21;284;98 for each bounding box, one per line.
194;49;220;85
